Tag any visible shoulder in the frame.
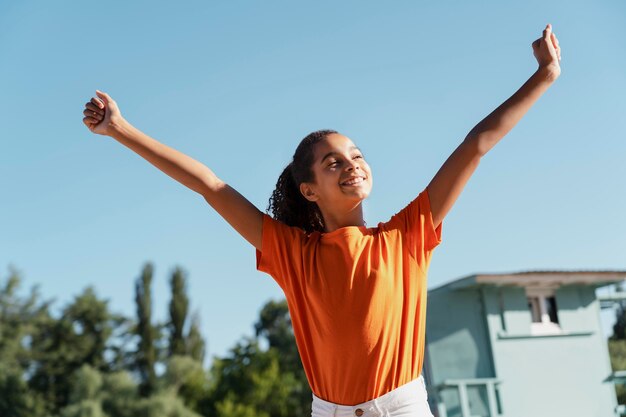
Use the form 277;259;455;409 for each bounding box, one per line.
256;214;316;285
260;213;311;246
381;189;430;231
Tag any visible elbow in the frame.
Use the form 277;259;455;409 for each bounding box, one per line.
464;131;501;157
201;178;226;202
464;134;492;158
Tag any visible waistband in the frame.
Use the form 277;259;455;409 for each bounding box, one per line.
311;375;429;417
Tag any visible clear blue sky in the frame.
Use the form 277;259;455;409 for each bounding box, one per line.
1;0;625;362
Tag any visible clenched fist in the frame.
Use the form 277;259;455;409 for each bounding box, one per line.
532;24;561;80
82;90;124;137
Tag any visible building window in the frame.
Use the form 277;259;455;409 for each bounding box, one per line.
526;287;561;335
546;296;559;324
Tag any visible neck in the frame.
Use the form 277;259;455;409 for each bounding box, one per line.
319;202;365;232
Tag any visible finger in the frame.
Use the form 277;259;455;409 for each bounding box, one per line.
85;102;103;113
543;24;550;40
95;90;114;105
554;43;561;60
543;32;557;54
91;97;105;109
532;38;540;49
550;32;559;49
83;109;103;120
83;116;98;127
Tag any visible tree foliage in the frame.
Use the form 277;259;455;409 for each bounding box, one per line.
0;264;309;417
609;339;626;405
135;263;158;397
186;311;205;363
609;280;626;405
169;267;189;357
199;299;310;417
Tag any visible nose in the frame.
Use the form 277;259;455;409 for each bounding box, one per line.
346;160;361;172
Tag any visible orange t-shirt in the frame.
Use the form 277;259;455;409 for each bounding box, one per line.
255;188;443;405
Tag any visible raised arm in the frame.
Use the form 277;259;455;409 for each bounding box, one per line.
426;24;562;228
82;90;263;250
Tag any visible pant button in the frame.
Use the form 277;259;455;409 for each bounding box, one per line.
355;408;364;416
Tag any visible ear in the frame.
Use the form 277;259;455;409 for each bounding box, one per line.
299;182;319;202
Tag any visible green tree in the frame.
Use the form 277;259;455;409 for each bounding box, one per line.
0;364;46;417
100;370;138;417
166;266;208;413
63;287;114;371
202;298;311;417
0;266;50;416
1;264;212;416
134;393;203;417
186;311;205;363
135;263;158;397
106;314;137;373
613;281;626;339
254;299;310;414
609;340;626;405
168;267;189;357
163;355;208;411
609;280;626;404
28;287;115;415
59;365;106;417
204;337;296;417
255;300;294;355
60;363;204;417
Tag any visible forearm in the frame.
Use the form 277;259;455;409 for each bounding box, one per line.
467;66;558;155
110;119;222;196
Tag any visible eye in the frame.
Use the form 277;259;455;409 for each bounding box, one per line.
353;155;363;160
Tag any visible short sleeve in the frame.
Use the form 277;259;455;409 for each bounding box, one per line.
383;188;443;265
255;214;306;291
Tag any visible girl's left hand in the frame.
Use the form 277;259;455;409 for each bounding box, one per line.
532;24;561;79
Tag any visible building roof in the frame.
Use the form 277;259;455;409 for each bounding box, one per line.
430;270;626;291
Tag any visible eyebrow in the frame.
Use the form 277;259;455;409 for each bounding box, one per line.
320;146;362;164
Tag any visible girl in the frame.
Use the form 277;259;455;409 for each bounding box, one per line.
82;24;561;417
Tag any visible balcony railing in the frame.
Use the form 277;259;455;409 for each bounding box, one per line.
606;371;626;415
427;378;502;417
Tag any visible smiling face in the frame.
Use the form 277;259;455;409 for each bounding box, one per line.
299;133;373;209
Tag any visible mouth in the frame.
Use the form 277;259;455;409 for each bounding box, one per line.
340;176;366;186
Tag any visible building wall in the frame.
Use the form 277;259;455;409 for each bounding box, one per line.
425;286;495;416
426;283;618;417
484;285;617;417
426;286;495;384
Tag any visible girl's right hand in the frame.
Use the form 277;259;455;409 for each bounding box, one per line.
82;90;124;137
531;24;561;80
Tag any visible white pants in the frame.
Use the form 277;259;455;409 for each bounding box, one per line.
311;375;434;417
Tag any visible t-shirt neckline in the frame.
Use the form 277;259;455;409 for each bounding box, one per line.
320;224;375;239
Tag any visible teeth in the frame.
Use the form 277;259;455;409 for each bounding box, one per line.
342;177;364;185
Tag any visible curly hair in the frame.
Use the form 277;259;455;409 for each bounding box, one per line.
267;129;338;234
